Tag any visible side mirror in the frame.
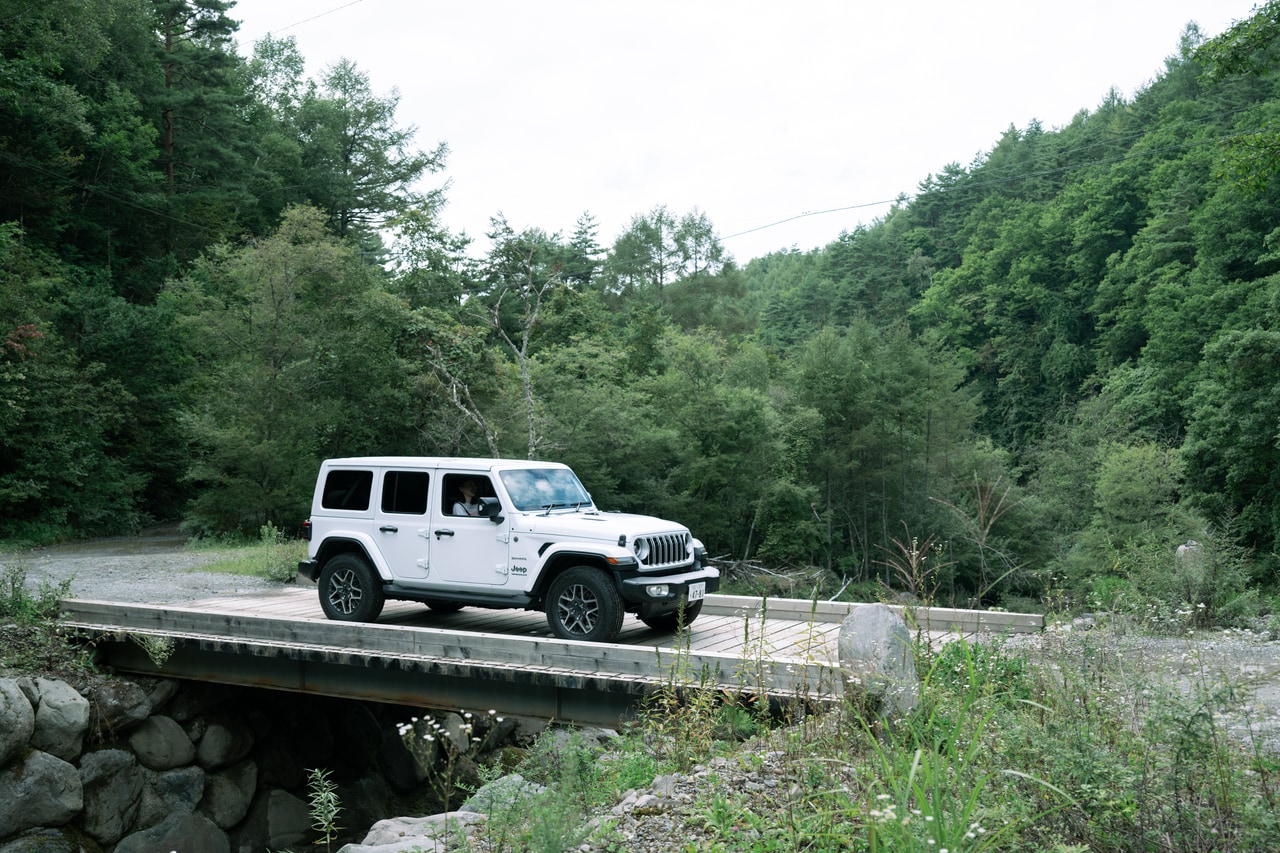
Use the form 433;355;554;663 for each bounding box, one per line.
479;496;504;523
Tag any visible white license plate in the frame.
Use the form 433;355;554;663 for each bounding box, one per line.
687;582;705;602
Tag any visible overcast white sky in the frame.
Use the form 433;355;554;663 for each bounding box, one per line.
229;0;1259;264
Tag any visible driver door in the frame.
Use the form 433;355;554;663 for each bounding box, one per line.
429;472;511;586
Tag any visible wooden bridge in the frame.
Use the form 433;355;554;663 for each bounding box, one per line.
59;589;1042;726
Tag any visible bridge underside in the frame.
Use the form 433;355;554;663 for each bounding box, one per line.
90;633;651;726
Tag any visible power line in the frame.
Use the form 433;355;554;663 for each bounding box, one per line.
723;104;1265;245
255;0;366;37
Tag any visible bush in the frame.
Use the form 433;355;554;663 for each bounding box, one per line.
0;563;69;622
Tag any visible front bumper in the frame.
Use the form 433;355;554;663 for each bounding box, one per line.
618;565;720;607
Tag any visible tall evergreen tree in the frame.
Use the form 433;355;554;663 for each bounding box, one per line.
295;58;447;239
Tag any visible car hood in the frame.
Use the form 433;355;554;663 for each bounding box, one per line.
513;510;689;540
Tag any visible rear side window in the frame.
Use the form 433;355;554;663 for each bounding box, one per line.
321;469;373;511
382;470;430;515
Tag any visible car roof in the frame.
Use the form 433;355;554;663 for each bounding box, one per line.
320;457;569;473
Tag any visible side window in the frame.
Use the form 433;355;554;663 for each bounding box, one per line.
381;470;430;515
321;469;373;511
442;474;495;517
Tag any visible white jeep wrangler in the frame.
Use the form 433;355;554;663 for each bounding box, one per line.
297;457;719;643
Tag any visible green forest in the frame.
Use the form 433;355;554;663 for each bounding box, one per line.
4;0;1280;622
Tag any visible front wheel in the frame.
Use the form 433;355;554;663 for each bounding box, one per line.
318;553;385;622
639;599;704;632
545;567;624;643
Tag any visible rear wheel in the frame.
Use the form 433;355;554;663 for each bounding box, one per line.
545;567;624;643
318;553;385;622
639;599;704;632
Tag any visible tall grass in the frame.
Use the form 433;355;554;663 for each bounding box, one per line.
452;624;1279;852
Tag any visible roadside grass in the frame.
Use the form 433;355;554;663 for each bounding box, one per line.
0;563;98;678
188;523;306;583
447;624;1280;853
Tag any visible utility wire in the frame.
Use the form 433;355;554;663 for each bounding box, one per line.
252;0;366;37
724;103;1268;243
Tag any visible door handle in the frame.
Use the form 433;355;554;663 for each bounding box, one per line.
379;525;398;534
434;529;455;539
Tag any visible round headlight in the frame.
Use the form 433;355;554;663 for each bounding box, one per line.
634;538;650;561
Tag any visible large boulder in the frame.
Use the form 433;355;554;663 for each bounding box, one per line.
377;723;427;792
461;773;545;814
0;826;103;853
87;680;153;735
136;765;206;829
230;788;309;853
351;812;487;853
115;812;229;853
0;678;34;766
79;748;143;844
0;749;83;836
165;682;237;723
198;759;257;829
129;715;196;770
30;678;91;761
196;714;256;771
837;603;920;720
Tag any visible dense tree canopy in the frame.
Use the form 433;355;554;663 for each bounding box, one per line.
4;2;1280;619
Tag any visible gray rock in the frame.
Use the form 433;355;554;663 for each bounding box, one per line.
79;748;143;844
349;812;487;852
198;759;257;829
461;772;546;814
230;788;309;853
115;812;229;853
0;749;83;836
129;715;196;770
87;679;152;735
377;723;427;791
14;675;38;705
196;715;255;770
837;603;920;720
336;773;395;840
166;682;236;723
0;827;102;853
142;677;181;712
0;678;34;766
136;765;206;829
30;678;91;761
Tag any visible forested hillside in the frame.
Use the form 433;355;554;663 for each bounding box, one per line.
4;0;1280;621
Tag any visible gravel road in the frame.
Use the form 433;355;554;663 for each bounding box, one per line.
1;526;283;604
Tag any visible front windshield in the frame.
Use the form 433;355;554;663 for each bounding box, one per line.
499;468;592;512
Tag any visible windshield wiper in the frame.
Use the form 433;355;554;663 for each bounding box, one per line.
540;501;590;515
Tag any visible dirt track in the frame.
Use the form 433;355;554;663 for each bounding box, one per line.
0;526;280;604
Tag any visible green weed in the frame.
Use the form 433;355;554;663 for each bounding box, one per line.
191;523;305;582
0;563;96;678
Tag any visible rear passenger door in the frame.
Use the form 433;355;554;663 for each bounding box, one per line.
373;468;432;584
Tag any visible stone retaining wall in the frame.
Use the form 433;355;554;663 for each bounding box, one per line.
0;674;529;852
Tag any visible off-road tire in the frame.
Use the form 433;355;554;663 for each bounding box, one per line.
639;599;704;632
545;566;624;642
318;553;386;622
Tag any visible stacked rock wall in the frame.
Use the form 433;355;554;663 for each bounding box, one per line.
0;674;452;853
